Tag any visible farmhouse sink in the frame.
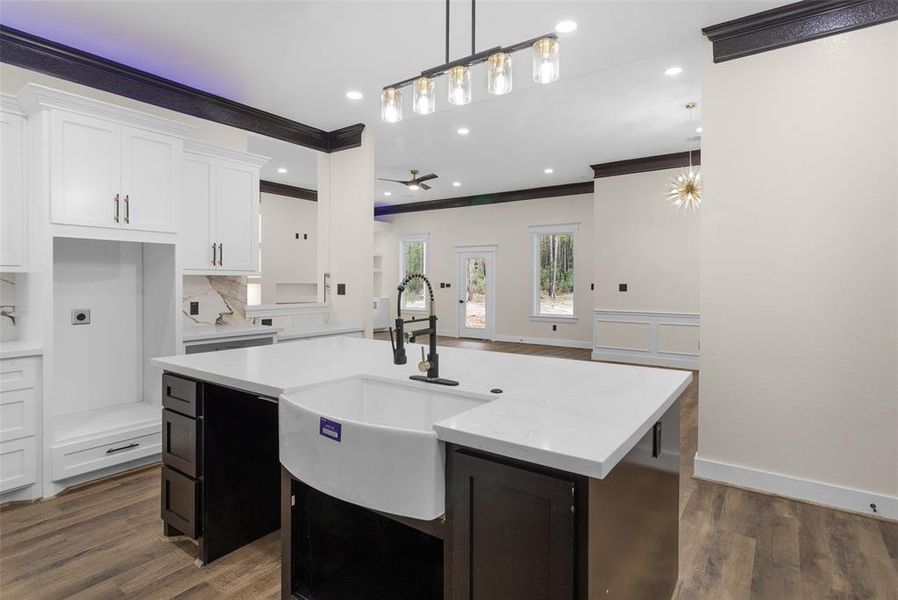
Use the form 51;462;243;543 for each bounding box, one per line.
279;375;489;520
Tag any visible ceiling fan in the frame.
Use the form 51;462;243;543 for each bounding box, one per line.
378;169;438;191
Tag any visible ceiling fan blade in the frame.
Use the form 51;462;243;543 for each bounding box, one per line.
377;178;408;184
415;173;438;183
420;183;432;190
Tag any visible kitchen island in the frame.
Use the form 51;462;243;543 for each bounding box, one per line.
152;336;690;598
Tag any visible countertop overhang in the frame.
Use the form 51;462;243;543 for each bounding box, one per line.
152;337;691;479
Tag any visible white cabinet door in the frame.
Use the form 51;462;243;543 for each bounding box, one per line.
214;161;259;272
121;127;179;233
0;111;25;268
181;153;216;270
50;111;121;228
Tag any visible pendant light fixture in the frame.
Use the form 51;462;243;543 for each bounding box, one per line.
381;87;403;123
381;0;565;122
487;52;513;95
532;37;559;84
666;102;702;212
447;65;472;105
413;77;436;115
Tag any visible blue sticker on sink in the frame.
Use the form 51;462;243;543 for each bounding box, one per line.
319;417;342;442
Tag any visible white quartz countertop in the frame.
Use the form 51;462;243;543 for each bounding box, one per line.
278;323;364;341
0;340;43;360
182;323;281;343
152;337;691;479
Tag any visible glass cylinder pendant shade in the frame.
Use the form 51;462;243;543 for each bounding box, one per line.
413;77;436;115
532;37;559;84
381;87;403;123
447;65;472;105
487;52;513;95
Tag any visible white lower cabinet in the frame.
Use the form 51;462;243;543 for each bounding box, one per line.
182;141;267;274
51;426;161;481
0;356;41;499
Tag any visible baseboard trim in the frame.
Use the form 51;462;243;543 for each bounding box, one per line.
493;334;593;349
591;348;699;370
694;454;898;521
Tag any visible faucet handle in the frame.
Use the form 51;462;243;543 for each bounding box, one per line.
417;346;431;373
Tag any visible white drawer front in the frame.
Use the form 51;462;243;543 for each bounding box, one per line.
0;437;38;493
52;429;160;481
0;387;37;442
0;358;37;392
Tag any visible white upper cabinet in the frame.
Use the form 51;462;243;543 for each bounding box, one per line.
181;153;216;270
215;161;259;272
50;111;121;228
120;127;180;233
181;141;267;274
18;84;194;238
1;96;26;270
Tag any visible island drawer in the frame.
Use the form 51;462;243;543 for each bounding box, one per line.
161;465;200;539
162;409;201;478
163;373;201;418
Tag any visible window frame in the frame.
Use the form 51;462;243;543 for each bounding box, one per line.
529;222;580;322
398;233;430;313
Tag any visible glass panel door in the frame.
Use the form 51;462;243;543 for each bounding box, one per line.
457;248;496;340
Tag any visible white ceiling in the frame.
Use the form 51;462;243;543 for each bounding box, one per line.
1;1;787;204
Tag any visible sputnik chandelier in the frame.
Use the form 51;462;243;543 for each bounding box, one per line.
381;0;561;123
666;102;702;211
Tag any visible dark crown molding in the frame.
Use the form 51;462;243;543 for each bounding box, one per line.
0;25;364;152
590;150;700;179
374;181;594;217
260;180;317;201
702;0;898;63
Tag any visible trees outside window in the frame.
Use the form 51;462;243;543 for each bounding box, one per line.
399;235;428;311
530;224;579;319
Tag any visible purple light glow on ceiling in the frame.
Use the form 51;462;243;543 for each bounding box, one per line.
0;8;242;101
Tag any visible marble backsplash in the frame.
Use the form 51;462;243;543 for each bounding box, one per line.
183;275;248;327
1;274;18;342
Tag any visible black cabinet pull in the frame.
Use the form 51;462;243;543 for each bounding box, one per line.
106;442;139;454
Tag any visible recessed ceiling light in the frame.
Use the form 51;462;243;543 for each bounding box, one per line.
345;90;363;100
544;168;554;174
457;127;470;135
277;167;287;174
664;66;683;76
452;181;461;187
555;20;578;34
696;126;703;133
383;191;392;196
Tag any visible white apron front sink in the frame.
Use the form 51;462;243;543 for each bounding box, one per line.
279;375;488;520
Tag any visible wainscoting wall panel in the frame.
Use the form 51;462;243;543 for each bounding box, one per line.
592;310;700;369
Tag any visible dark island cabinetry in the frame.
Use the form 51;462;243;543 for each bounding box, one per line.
160;372;280;565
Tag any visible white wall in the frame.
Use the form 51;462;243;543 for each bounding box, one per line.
317;129;374;335
259;191;317;304
697;23;898;518
379;194;595;345
594;168;700;313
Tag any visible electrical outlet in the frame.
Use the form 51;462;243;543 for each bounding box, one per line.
304;233;308;240
337;283;346;295
261;318;273;326
619;283;628;292
71;309;90;325
552;324;557;332
189;301;199;315
440;282;446;289
295;233;299;239
590;283;595;291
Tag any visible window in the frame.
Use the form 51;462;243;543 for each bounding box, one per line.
530;223;579;320
399;234;429;312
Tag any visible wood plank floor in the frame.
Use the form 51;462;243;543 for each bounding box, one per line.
2;336;896;599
